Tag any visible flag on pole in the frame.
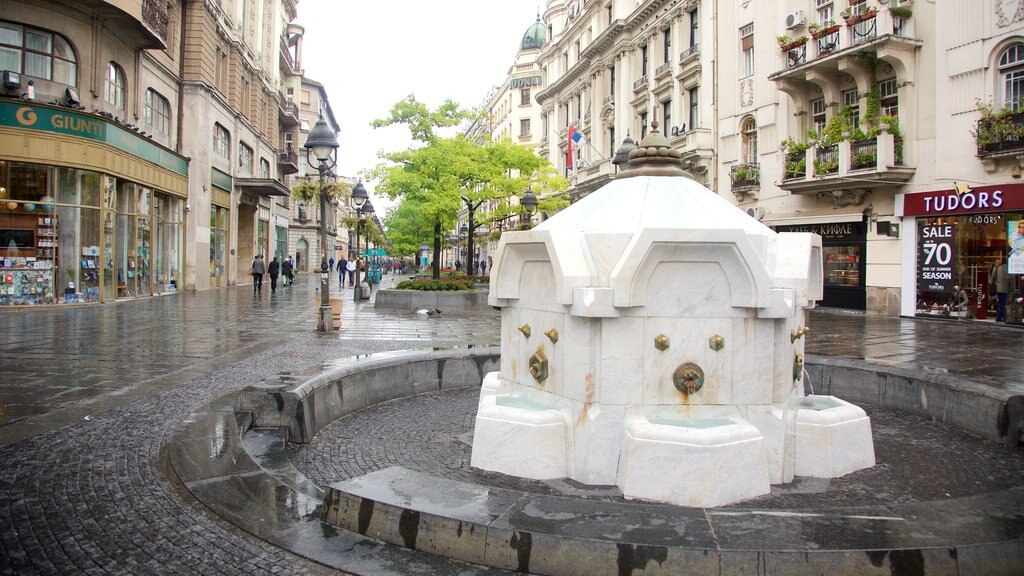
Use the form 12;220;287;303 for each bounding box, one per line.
571;128;586;148
567;125;575;172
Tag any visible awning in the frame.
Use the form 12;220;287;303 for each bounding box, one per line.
236;178;290;197
761;209;865;227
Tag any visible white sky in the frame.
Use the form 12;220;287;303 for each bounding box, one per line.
298;0;543;215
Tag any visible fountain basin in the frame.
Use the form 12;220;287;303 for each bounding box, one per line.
794;395;876;478
619;414;770;507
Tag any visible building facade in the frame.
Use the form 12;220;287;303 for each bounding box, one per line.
515;0;1023;321
0;0;325;306
0;0;188;304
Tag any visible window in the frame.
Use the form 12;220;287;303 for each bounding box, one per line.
740;24;754;78
575;93;582;122
607;4;613;26
609;63;616;101
520;118;531;137
999;43;1024;110
662;100;672;133
689;87;699;129
213;123;230;159
640;44;649;76
609;125;616;157
0;21;77;85
105;62;126;111
663;27;671;63
689;9;698;47
640;111;648;138
575;39;581;60
879;78;899;117
240;74;251;117
215;48;227;94
239;142;253;173
843;89;860;131
741;117;758;164
811;98;827;135
300;89;311;106
144;89;171;136
520;88;531;106
259;157;270;178
816;0;834;24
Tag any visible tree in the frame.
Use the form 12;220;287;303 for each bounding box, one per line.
369;97;568;279
381;198;433;264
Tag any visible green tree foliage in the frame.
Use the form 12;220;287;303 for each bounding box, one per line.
367;97;568;279
381;198;433;262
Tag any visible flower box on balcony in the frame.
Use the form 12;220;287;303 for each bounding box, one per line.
842;8;877;25
777;35;808;52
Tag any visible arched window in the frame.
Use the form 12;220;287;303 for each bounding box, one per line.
105;62;125;111
741;117;757;164
144;88;171;136
213;123;230;159
0;21;77;85
998;43;1024;111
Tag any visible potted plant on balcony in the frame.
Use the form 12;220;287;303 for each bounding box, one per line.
972;100;1024;153
842;6;878;25
889;5;912;19
731;164;759;186
777;34;808;51
808;20;839;38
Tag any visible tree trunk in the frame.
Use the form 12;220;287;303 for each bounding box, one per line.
432;220;442;280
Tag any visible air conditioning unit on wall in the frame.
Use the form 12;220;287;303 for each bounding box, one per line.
785;10;806;29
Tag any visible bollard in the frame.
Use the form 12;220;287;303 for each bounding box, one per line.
330;296;343;330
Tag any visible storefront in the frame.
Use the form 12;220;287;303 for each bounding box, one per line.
0;101;188;305
898;183;1023;324
772;218;867;310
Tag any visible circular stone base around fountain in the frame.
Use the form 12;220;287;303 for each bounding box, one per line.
294;386;1024;575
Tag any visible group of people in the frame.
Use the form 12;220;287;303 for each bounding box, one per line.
249;254;295;294
454;260;487;275
337;257;359;288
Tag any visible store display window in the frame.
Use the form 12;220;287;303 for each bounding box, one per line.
915;213;1023;321
0;161;177;305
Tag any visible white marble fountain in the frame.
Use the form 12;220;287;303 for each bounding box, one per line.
470;124;875;508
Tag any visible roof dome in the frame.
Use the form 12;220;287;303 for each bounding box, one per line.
521;16;547;51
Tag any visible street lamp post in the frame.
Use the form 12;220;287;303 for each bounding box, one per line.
302;115;339;333
353;197;374;301
521;188;538;228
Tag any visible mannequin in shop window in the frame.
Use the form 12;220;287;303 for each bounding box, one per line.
950;285;971;318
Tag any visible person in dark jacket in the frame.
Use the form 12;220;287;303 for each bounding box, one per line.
268;256;281;293
281;257;293;287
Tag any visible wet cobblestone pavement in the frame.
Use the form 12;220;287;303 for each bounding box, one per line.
288;387;1024;509
0;273;1022;574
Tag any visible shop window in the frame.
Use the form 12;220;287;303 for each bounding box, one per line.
213;123;230;159
144;88;171;136
999;43;1024;111
0;21;77;85
105;62;126;112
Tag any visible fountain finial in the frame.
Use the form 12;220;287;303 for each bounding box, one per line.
621;110;693;178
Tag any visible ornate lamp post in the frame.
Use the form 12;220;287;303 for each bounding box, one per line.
521;188;538;228
353;197;374;301
302;115;339;333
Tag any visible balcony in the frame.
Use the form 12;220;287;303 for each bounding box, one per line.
280;36;297;73
780;132;913;195
677;45;701;83
975;112;1024;157
655;62;672;79
730;163;760;200
633;75;648;92
769;9;920;84
279;96;299;127
277;147;299;175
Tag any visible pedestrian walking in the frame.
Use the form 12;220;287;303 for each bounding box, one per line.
281;257;293;287
346;259;356;286
479;259;487;275
339;258;347;287
329;256;335;272
993;261;1010;322
268;256;280;293
250;254;265;293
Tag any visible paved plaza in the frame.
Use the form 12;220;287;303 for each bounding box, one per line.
1;272;1023;574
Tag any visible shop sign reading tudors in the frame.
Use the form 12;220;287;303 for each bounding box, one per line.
902;182;1024;216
